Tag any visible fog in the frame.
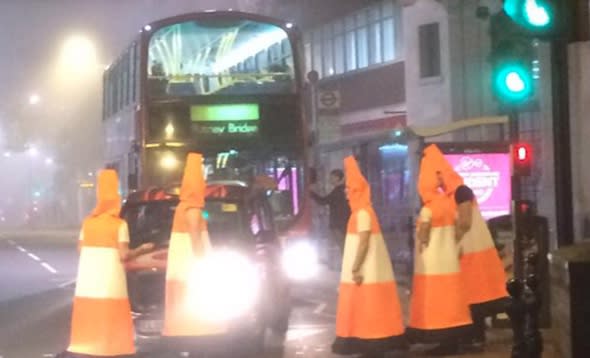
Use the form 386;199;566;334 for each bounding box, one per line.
0;0;279;227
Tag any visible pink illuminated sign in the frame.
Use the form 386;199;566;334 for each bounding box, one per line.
444;153;512;219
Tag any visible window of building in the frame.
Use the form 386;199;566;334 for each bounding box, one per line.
334;35;345;74
303;0;401;79
419;23;441;78
345;31;357;71
322;26;334;75
383;18;395;61
357;27;369;69
370;21;382;65
304;33;312;74
312;29;323;77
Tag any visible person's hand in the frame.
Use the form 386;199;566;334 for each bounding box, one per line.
139;242;155;252
352;270;363;285
455;229;465;243
418;238;429;254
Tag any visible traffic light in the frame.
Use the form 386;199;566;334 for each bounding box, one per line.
489;10;535;107
503;0;562;37
512;142;533;176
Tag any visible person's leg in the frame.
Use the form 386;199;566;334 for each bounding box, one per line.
471;308;487;346
331;228;345;270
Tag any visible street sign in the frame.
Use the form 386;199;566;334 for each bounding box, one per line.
318;90;341;110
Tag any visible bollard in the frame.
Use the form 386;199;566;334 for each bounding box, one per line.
507;253;545;358
524;255;543;358
506;278;526;358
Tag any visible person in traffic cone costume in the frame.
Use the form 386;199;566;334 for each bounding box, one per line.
65;169;153;357
332;156;406;356
163;153;225;338
445;171;508;346
407;144;472;355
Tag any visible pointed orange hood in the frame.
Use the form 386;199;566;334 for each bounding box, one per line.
344;156;371;212
418;144;464;203
180;153;206;209
92;169;121;217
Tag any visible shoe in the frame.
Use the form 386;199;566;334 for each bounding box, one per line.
425;343;462;356
460;340;485;353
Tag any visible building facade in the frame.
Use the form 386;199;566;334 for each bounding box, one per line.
303;0;409;234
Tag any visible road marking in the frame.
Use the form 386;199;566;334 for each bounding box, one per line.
28;252;41;261
17;246;27;253
43;354;54;357
41;262;58;274
313;302;327;314
7;240;15;245
58;278;76;288
287;327;327;341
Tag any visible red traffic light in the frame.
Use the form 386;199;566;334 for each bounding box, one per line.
513;142;532;176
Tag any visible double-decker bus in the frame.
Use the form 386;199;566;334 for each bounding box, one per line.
102;11;308;234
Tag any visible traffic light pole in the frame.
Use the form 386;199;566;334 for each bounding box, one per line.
510;110;525;279
550;38;574;247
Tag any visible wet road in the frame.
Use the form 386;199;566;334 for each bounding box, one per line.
0;232;344;358
0;232;556;358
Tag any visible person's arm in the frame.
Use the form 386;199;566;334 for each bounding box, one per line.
417;207;432;253
77;228;84;253
186;208;205;257
351;210;371;285
118;222;153;262
454;185;475;242
455;202;473;242
310;189;335;205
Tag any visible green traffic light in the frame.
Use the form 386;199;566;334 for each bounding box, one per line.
492;63;534;104
506;72;525;92
504;0;553;29
524;0;550;27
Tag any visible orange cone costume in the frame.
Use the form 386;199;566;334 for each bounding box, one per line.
458;204;508;309
441;171;508;314
163;153;225;337
67;170;135;357
332;156;406;355
407;145;472;343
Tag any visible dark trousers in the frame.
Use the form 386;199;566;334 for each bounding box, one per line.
329;228;345;269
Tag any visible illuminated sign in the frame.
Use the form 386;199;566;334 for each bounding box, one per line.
444;153;512;219
190;104;259;122
191;104;260;136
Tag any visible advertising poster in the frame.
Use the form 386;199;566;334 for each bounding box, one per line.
444;152;512;220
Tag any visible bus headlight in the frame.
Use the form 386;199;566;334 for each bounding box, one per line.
282;240;319;281
160;152;178;170
187;250;260;322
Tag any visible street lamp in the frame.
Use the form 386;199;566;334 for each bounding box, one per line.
27;146;39;157
59;35;98;75
45;157;54;166
29;94;41;106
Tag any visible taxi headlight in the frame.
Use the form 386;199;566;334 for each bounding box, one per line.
160;152;178;170
187;250;260;322
282;240;319;281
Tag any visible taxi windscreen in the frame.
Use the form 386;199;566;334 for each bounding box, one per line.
123;199;249;249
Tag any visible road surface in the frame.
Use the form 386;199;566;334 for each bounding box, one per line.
0;232;556;357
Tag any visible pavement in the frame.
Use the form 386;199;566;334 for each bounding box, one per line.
0;230;560;358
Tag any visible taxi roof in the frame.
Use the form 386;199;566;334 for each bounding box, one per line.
124;180;250;204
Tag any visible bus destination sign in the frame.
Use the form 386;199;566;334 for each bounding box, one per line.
191;104;260;135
